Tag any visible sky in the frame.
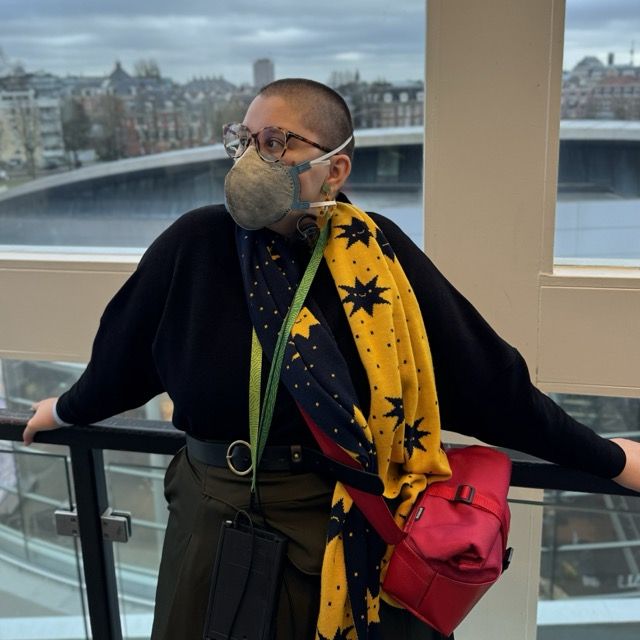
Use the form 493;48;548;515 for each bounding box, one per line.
0;0;639;85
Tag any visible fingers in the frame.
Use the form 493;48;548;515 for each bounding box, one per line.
22;424;35;447
24;403;38;446
22;410;40;447
22;398;59;447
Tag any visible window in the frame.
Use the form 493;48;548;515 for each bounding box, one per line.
557;0;640;264
0;0;426;252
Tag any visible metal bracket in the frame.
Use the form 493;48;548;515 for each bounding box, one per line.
101;508;132;543
54;507;132;543
55;508;80;537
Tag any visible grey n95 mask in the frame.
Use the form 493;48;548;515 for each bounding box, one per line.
224;135;352;230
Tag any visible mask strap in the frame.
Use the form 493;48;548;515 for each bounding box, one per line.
307;198;337;209
296;134;352;208
309;134;353;167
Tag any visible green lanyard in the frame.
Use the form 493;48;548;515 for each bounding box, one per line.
248;220;330;494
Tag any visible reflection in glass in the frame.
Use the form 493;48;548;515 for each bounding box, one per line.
1;357;174;421
0;445;173;639
106;451;171;639
537;393;640;639
0;354;175;639
538;492;640;640
0;447;89;638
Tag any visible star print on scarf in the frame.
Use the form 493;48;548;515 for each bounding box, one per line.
236;201;451;640
383;397;405;431
335;216;373;248
339;275;390;317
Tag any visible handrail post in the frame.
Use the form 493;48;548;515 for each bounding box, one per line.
70;445;123;640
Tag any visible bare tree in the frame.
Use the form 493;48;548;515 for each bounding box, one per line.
13;95;40;178
0;47;8;74
62;98;91;167
94;94;127;160
583;93;600;119
0;119;5;168
134;59;161;79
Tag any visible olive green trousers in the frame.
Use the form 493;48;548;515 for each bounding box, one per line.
150;448;451;640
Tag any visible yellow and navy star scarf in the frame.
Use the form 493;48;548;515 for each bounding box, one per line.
236;201;451;640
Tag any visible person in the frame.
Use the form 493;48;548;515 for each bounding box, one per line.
24;78;640;640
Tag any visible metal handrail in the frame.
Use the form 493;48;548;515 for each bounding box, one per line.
2;409;636;496
1;408;638;640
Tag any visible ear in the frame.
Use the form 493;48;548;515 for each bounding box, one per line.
324;154;352;195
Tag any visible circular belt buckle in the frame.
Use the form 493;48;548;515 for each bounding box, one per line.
226;439;253;476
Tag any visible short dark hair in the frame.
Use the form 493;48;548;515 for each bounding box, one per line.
258;78;355;159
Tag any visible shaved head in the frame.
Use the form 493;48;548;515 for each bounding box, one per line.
258;78;355;159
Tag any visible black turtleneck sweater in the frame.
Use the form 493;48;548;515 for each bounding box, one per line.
56;204;626;479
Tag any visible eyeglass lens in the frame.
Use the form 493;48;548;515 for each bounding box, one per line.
256;128;287;161
223;124;288;162
222;124;248;158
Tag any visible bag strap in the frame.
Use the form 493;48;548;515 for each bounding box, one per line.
427;484;502;521
427;483;510;552
300;406;510;547
298;405;405;545
427;483;509;537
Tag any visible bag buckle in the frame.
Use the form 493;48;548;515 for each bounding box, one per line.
454;484;476;504
226;440;253;476
503;547;514;571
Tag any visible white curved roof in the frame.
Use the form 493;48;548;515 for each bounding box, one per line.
2;121;638;202
559;119;640;141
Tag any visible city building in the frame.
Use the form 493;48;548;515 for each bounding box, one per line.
0;88;65;171
335;80;425;128
562;54;640;119
253;58;275;89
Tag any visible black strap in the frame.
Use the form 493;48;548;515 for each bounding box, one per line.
185;435;384;495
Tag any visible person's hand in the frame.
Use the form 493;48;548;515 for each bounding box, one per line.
611;438;640;493
23;397;62;446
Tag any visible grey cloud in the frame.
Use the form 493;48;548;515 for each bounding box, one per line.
0;1;424;83
12;0;635;83
563;0;640;67
566;0;640;29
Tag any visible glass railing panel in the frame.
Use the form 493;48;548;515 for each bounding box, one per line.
535;393;640;637
0;444;90;639
550;394;640;440
537;491;640;640
1;356;175;638
103;450;173;640
0;357;174;422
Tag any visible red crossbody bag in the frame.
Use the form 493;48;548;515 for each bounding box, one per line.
300;407;513;637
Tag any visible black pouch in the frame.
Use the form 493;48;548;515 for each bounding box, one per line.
203;513;288;640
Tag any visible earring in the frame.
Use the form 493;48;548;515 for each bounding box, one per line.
319;183;335;219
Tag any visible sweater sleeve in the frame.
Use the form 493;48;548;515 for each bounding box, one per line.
369;213;626;479
55;225;178;425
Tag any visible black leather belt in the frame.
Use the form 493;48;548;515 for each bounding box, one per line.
185;434;384;495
